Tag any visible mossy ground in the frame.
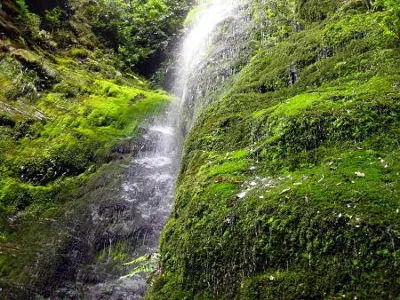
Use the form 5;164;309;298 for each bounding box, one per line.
148;1;400;298
0;44;170;295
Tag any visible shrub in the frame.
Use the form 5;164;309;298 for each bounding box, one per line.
43;7;63;31
68;47;90;60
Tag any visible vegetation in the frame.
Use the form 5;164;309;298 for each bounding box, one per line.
148;0;400;298
0;0;174;296
80;0;191;75
1;0;400;298
0;47;170;296
12;0;190;75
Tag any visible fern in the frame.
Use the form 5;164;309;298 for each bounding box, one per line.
123;254;151;266
16;0;30;17
120;265;154;279
121;253;160;279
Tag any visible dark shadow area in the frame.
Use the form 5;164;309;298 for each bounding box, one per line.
25;0;67;15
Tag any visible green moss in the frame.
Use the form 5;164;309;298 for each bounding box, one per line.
0;41;171;293
67;47;91;59
261;92;322;117
296;0;342;22
148;1;400;299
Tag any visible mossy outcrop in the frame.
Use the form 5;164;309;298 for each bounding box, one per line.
148;0;400;298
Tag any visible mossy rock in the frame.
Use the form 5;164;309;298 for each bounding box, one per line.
148;1;400;299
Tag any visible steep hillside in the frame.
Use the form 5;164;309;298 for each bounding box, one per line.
0;0;188;297
149;0;400;298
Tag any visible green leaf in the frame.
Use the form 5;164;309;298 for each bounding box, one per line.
123;254;151;266
120;264;154;279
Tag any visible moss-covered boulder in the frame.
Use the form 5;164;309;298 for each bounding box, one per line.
148;0;400;298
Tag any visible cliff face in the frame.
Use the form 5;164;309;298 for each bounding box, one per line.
149;0;400;298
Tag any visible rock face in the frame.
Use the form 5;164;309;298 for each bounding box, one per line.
148;0;400;298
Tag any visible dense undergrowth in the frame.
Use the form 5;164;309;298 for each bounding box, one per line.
148;0;400;298
10;0;190;74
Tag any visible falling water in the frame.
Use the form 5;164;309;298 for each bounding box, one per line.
82;0;250;298
177;0;239;107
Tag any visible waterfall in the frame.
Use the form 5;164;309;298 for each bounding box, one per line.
83;0;251;298
177;0;239;109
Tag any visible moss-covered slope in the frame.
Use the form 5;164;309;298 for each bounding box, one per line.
149;0;400;298
0;0;173;297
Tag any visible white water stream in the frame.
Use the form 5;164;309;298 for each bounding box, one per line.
178;0;239;105
85;1;242;298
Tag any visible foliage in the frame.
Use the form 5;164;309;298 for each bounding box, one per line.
12;0;189;75
296;0;341;22
15;0;42;40
15;0;30;16
121;253;160;279
86;0;191;73
43;7;63;31
251;0;297;48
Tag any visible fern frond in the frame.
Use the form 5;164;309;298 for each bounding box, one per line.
120;264;154;279
123;254;151;266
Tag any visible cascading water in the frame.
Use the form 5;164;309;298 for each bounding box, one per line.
177;0;239;112
82;0;251;298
